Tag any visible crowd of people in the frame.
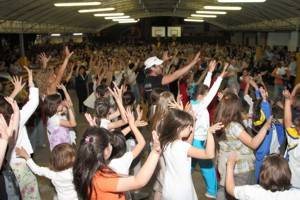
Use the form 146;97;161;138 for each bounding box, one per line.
0;40;300;200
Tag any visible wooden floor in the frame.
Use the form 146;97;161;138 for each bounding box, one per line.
33;90;211;200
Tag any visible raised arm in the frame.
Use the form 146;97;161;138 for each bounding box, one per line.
283;89;293;128
203;60;217;87
49;46;73;93
162;52;200;85
238;117;272;149
59;101;77;128
115;131;160;192
0;98;20;167
9;76;25;99
125;107;146;159
202;64;228;107
39;52;51;70
188;123;223;159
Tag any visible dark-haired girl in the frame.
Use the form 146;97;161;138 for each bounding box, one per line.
226;153;300;200
73;127;161;200
215;92;272;200
44;85;76;150
158;109;223;200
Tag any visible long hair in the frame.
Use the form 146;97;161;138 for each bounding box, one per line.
73;127;111;200
214;92;243;140
44;93;62;117
158;109;194;151
0;95;13;124
151;91;175;131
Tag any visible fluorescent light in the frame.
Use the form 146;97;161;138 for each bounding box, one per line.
191;14;217;18
51;33;61;36
78;8;115;13
54;2;101;7
73;33;83;36
94;13;124;17
118;21;138;24
184;19;204;22
218;0;265;2
196;10;227;14
105;16;130;19
204;6;242;10
118;19;139;23
112;18;136;22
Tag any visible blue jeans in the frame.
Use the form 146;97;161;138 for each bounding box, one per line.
192;139;218;196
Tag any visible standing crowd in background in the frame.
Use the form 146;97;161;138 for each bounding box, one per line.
0;40;300;200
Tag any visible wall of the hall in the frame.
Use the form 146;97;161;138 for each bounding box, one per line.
230;31;300;51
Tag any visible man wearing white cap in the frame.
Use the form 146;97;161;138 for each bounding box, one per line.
144;52;201;101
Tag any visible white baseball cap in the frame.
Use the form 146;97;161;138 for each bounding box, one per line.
144;56;163;70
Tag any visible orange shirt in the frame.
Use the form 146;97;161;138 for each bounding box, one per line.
90;170;125;200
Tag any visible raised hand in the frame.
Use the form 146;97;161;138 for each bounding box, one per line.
10;76;26;99
39;52;51;68
208;122;224;134
168;98;183;110
64;46;74;59
220;63;229;78
283;89;291;99
0;97;19;141
192;52;201;64
84;113;97;127
162;51;172;62
125;107;135;125
23;66;34;87
208;60;217;73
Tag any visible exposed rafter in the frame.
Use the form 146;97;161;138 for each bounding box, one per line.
0;0;299;32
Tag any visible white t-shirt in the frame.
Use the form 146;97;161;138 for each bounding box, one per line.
162;140;198;200
100;118;111;130
26;159;78;200
109;152;133;175
10;87;39;165
234;185;300;200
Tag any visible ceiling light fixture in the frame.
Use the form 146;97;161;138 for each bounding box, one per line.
118;19;139;23
218;0;265;2
73;33;83;36
78;8;115;13
204;6;242;10
51;33;61;36
196;11;227;14
94;13;124;17
112;18;136;22
118;21;138;23
184;19;204;22
105;16;130;19
54;2;101;7
191;14;217;18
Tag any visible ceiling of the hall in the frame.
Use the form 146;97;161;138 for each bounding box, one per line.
0;0;299;33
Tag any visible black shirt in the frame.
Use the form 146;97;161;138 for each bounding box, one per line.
144;75;169;102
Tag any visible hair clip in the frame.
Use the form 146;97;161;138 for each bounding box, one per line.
85;136;92;144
